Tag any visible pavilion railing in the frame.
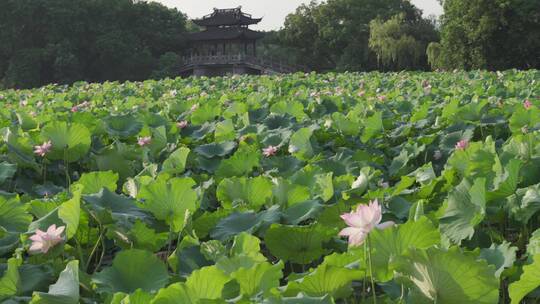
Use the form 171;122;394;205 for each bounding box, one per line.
182;54;309;74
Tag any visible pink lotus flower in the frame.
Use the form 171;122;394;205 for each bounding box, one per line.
455;139;469;150
524;99;533;110
262;145;278;157
34;141;52;157
357;91;365;97
190;104;199;112
71;106;79;112
339;199;395;246
177;120;188;129
378;95;387;102
29;224;65;254
137;136;152;147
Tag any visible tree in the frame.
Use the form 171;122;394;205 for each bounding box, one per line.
151;52;183;79
433;0;540;70
369;13;438;70
0;0;189;88
280;0;429;71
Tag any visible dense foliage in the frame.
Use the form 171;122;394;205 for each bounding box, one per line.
369;13;438;70
279;0;438;71
0;71;539;303
280;0;540;72
429;0;540;70
0;0;188;89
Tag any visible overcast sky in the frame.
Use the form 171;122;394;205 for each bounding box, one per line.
154;0;443;30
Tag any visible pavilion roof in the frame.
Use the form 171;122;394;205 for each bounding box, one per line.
193;7;262;27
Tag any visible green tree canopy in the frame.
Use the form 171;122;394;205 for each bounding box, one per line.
369;13;438;70
279;0;436;71
0;0;188;88
431;0;540;70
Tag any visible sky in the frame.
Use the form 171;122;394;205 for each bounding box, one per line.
154;0;443;30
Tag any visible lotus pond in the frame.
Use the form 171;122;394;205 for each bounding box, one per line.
0;70;539;303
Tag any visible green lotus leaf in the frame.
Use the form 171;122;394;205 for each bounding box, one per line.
527;228;540;256
41;121;91;162
271;178;311;207
3;128;39;169
210;206;281;241
186;266;230;300
93;249;169;294
0;196;32;233
389;149;411;177
192;209;230;239
0;233;21;256
18;264;54;296
446;138;501;187
231;261;284;297
439;178;486;243
215;142;260;179
285;263;363;299
0;258;20;301
282;200;324;225
73;170;118;195
370;216;440;282
360;111;383;143
261;156;304;177
172;245;213;277
487;158;521;201
290;166;334;203
230;232;263;258
195;141;236;158
265;293;335;304
57;186;82;239
191;103;221;125
16;112;38;131
509;107;540;134
128;220;168;252
95;146;135;182
289;127;314;160
83;188;148;228
395;247;499;304
216;176;273;210
331;112;360;136
110;289;154;304
26;187;81;240
508;183;540;224
265;224;333;264
162;147;190;174
509;254;540;304
151;283;197;304
214;119;236;142
104;114;143;138
31;260;79;304
138;177;198;232
478;241;517;278
270;100;307;121
0;162;17;185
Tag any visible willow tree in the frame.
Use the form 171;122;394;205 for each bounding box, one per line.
369;14;438;71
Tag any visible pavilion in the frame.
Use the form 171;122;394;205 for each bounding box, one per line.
180;7;303;77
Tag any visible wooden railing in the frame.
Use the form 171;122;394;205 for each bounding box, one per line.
182;54;308;74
